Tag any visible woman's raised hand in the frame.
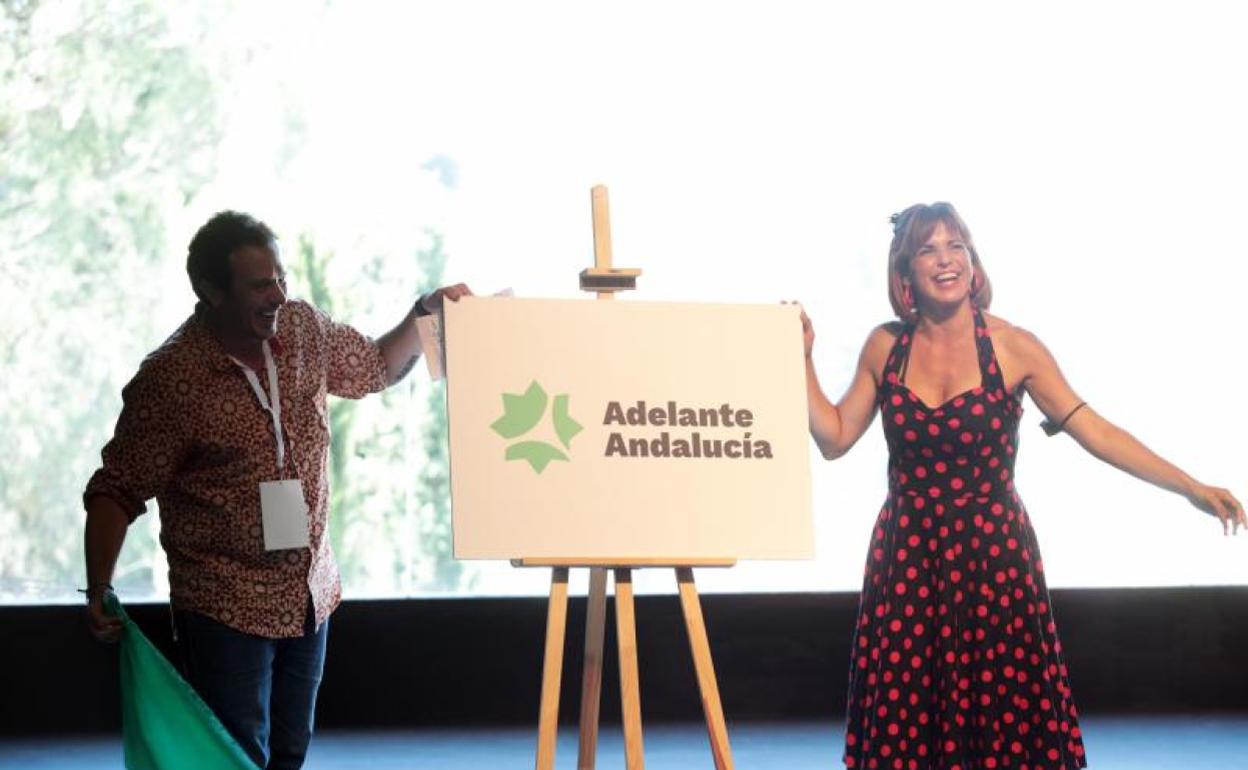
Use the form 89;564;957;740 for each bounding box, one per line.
783;301;815;358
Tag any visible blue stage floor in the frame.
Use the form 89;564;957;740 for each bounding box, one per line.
2;716;1245;769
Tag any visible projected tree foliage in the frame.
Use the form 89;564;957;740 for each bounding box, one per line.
0;0;471;602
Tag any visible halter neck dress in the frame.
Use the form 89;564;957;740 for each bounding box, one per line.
843;308;1087;770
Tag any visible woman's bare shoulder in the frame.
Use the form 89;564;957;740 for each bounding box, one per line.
859;321;904;369
983;312;1052;363
983;311;1016;334
866;320;905;348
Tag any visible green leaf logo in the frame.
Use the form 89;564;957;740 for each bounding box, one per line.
490;381;582;474
551;394;583;449
490;381;547;438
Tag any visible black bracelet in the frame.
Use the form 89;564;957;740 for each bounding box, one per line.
413;293;433;318
1041;402;1088;437
78;582;114;599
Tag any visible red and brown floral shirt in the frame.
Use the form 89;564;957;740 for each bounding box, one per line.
85;299;388;638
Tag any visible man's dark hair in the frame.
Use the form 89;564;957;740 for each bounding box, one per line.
186;211;277;302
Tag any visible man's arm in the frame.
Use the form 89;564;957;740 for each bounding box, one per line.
81;361;186;641
376;283;473;386
83;495;130;641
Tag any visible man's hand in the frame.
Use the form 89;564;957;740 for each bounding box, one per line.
84;496;130;642
381;283;476;385
85;590;123;643
419;283;474;315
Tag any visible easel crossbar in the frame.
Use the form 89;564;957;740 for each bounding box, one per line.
513;558;736;568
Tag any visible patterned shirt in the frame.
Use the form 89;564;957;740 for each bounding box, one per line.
85;300;388;638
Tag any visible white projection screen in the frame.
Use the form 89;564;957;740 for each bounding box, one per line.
312;3;1244;595
401;4;1247;594
13;2;1242;602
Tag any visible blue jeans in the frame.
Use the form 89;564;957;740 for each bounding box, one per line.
176;607;329;770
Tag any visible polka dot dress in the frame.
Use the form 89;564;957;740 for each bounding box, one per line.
844;309;1087;770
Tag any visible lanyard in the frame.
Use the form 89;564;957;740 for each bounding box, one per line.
234;340;286;473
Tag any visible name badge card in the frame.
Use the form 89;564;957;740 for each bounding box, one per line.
260;479;310;551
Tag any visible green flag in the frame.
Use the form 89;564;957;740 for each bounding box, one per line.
105;594;257;769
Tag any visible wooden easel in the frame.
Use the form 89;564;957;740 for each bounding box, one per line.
519;187;737;770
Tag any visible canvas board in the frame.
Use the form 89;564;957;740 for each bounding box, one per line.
444;296;813;560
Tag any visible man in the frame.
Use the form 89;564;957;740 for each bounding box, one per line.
83;210;470;769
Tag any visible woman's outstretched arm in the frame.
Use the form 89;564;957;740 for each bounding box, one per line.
1009;326;1245;534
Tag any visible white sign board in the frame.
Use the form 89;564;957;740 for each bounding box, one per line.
445;297;813;560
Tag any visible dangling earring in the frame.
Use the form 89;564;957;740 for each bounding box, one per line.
902;283;917;317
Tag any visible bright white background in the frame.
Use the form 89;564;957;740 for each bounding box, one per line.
185;1;1246;594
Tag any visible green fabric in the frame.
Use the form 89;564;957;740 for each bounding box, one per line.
105;594;257;769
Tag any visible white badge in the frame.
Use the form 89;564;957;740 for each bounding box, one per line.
259;479;310;551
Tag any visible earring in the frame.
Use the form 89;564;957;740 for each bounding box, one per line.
902;284;917;316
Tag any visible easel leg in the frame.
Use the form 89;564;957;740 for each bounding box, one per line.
536;567;570;770
614;568;646;770
577;567;608;770
676;567;735;770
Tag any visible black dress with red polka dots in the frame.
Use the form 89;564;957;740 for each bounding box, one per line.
843;308;1087;770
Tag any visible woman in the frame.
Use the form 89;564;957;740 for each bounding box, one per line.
801;202;1244;770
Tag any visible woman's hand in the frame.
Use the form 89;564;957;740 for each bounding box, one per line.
1185;483;1246;535
783;301;814;358
801;309;815;358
